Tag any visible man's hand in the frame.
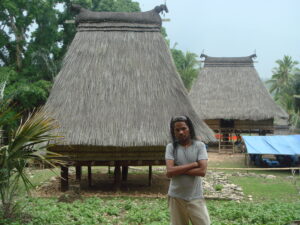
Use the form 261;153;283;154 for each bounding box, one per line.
184;160;208;177
165;160;198;178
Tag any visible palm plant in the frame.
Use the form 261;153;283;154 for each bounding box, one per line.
267;56;299;106
179;52;200;90
0;102;61;219
171;48;200;90
267;56;300;127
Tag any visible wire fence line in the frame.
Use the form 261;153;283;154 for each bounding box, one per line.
209;167;300;171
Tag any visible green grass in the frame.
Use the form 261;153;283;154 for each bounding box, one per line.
1;197;299;225
18;168;59;194
209;154;300;202
229;175;300;202
208;200;300;225
209;160;248;168
28;168;59;186
4;164;299;224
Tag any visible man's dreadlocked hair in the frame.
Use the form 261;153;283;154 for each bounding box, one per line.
170;115;197;150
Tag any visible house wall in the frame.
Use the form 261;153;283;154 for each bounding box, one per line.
49;145;165;161
205;119;274;132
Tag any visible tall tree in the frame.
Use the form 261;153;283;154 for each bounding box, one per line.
0;0;61;73
171;47;200;90
267;55;299;113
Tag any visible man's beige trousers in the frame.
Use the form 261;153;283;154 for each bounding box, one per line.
168;196;211;225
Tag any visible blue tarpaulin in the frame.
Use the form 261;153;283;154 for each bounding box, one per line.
242;135;300;155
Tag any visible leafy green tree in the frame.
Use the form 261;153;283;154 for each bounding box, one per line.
267;55;299;113
0;67;11;100
0;0;61;118
171;47;200;90
0;0;60;72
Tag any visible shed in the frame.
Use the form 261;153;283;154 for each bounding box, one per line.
243;135;300;167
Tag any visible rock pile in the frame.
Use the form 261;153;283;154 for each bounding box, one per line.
203;171;244;201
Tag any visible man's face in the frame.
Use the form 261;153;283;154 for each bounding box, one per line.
174;121;191;143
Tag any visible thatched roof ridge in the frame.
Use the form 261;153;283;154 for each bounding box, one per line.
45;7;215;148
71;4;168;27
200;54;256;67
77;22;161;32
189;54;288;121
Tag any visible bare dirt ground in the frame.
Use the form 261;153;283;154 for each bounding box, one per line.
33;152;245;198
208;152;244;163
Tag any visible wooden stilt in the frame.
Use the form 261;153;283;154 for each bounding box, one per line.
114;164;121;191
75;166;82;181
148;165;152;186
61;166;69;192
108;166;111;174
122;166;128;181
88;165;92;187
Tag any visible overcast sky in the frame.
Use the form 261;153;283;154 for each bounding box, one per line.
136;0;300;80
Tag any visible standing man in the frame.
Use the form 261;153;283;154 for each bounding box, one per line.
165;116;210;225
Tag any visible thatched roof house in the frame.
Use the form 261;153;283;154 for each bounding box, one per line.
45;5;215;163
189;54;288;133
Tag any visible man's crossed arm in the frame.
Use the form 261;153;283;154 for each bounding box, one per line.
165;159;208;178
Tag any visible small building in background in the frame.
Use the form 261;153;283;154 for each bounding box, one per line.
189;54;288;153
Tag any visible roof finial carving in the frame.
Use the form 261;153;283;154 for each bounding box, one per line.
200;53;208;59
153;4;168;14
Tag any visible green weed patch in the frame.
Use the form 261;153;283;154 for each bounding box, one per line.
1;197;299;225
229;176;300;202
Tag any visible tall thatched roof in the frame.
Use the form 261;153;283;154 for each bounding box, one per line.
44;5;215;149
189;54;288;120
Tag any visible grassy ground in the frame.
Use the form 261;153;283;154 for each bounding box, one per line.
2;197;300;225
207;152;300;202
2;155;300;224
18;168;60;195
229;175;300;202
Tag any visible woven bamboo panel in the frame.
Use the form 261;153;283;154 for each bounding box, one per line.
205;119;274;131
235;119;273;130
49;145;165;161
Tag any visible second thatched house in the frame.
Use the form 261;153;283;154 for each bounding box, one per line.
189;54;288;152
45;5;215;190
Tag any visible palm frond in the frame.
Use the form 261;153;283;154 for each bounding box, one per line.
0;108;62;217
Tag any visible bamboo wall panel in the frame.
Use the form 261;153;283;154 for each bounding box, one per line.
205;119;274;131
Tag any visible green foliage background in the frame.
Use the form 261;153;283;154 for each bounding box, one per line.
267;55;300;127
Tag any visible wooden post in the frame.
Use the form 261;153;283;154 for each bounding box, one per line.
88;165;92;187
61;166;69;192
218;129;221;153
75;166;82;181
148;165;152;186
122;166;128;181
114;163;121;191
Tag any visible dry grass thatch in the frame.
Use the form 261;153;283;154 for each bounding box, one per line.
44;6;216;150
189;54;288;121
